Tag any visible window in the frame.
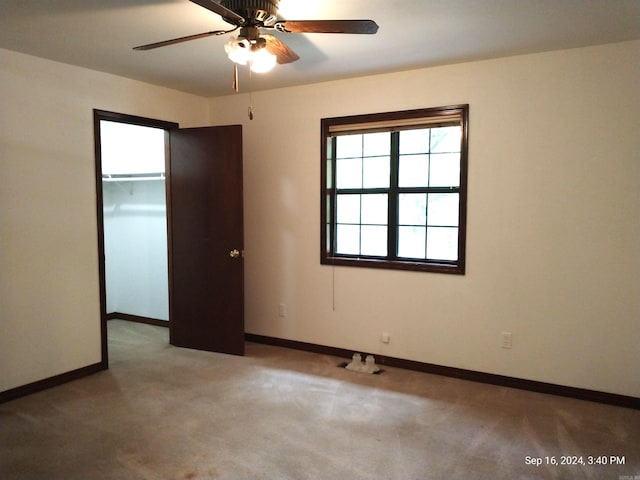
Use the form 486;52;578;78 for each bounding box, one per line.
321;105;469;274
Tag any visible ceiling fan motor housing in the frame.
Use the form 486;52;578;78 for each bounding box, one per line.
221;0;279;26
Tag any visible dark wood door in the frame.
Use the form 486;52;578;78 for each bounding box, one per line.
168;125;244;355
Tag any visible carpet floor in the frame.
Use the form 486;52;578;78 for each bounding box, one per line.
1;319;638;480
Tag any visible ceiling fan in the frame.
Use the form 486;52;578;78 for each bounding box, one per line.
134;0;379;73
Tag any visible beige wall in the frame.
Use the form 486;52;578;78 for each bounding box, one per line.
209;40;640;397
1;41;638;398
0;49;208;392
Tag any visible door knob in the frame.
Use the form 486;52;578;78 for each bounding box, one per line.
229;249;241;258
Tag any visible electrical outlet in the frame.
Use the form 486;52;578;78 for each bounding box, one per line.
501;331;513;349
278;303;287;317
381;332;390;344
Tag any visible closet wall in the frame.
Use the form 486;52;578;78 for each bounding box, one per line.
101;121;169;322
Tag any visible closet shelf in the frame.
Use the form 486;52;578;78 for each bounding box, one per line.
102;173;165;182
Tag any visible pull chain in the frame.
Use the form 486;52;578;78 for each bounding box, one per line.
232;62;254;120
233;64;239;93
247;63;254;120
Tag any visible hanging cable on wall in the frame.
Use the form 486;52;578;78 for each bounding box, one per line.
332;266;336;311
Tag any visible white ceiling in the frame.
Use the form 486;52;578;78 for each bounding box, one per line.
1;0;639;97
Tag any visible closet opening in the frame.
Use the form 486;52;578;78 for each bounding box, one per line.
94;110;178;365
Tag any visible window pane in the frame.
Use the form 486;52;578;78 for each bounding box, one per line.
336;225;360;254
427;194;459;226
399;129;430;154
361;226;387;256
397;226;426;259
326;224;331;251
361;194;388;225
429;153;460;187
325;194;332;222
336;157;362;189
336;135;362;158
430;126;461;153
336;194;361;224
399;193;427;226
427;227;458;261
398;154;429;187
363;132;391;156
336;195;360;223
363;156;390;188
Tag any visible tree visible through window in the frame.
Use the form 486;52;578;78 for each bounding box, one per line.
321;105;469;274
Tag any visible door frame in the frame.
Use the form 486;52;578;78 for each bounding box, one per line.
93;110;178;367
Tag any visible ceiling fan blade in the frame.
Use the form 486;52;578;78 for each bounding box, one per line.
262;34;300;64
274;19;378;34
133;30;229;50
189;0;245;25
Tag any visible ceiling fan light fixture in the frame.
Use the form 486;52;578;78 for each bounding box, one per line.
224;37;251;64
248;47;277;73
224;36;276;73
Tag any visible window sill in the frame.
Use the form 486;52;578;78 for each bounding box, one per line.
321;255;465;274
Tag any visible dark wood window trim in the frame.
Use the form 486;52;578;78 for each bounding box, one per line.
321;105;469;274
